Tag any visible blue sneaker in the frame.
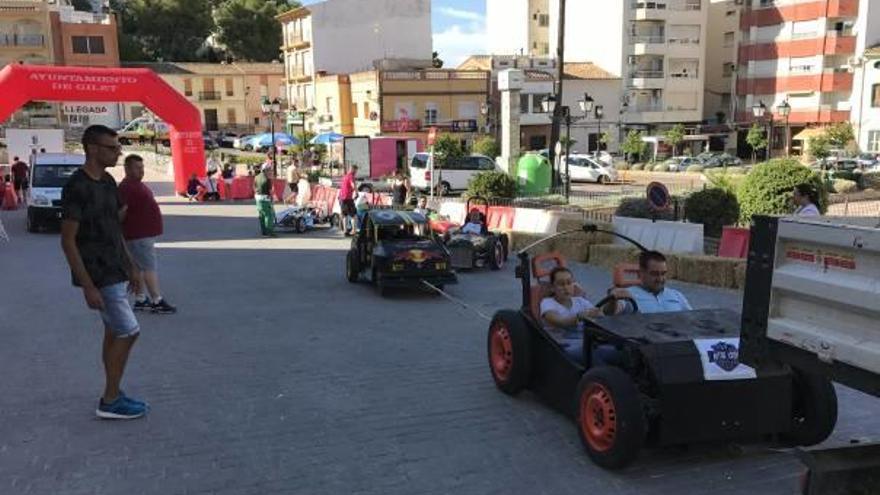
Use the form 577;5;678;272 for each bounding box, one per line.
96;395;146;420
119;390;149;410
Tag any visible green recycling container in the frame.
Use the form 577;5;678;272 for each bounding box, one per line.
516;153;551;195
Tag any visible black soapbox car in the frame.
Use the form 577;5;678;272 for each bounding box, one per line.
440;196;509;271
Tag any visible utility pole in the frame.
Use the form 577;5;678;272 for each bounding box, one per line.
548;0;566;190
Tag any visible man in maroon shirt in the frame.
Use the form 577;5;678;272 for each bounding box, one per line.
11;156;28;204
118;155;177;314
338;164;357;236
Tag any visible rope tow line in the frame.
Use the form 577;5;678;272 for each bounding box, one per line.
421;280;493;322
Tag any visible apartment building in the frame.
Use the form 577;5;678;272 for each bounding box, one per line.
1;0;56;126
488;0;710;133
851;45;880;152
735;0;880;155
314;73;354;135
276;0;432;131
704;0;740;123
120;62;284;133
486;0;552;57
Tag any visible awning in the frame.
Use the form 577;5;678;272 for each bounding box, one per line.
793;128;825;141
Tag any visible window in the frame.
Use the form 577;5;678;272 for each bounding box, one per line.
71;36;104;54
872;84;880;107
520;94;530;114
532;94;549;114
868;131;880;152
723;32;734;47
363;102;370;117
538;14;550;27
352;102;358;119
225;78;234;97
424;102;438;125
226;108;237;124
457;101;478;120
183;79;192;97
325;97;332;114
722;62;735;78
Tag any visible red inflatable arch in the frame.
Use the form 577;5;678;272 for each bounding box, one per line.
0;64;205;194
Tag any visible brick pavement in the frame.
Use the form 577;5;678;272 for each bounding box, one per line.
0;177;877;495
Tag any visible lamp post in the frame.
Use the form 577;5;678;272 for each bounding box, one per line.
544;93;595;199
595;104;605;153
777;99;791;157
752;100;773;160
261;97;282;175
542;94;559;188
480;101;492;136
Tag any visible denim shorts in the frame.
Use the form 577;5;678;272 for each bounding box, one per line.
126;237;158;272
98;282;140;338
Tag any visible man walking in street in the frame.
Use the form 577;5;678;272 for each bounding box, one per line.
11;156;28;204
118;154;177;314
254;162;277;237
339;164;357;236
60;125;148;420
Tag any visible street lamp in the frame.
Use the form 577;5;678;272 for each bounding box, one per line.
752;100;773;160
480;101;491;135
541;94;557;113
579;93;594;114
595;104;605;153
777;99;791;157
261;97;283;175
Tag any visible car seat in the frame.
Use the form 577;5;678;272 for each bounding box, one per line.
612;263;640;288
529;252;585;320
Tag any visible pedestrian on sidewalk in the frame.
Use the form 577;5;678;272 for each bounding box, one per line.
118;154;177;315
60;125;148;420
11;156;28;205
255;162;277;237
339;164;358;236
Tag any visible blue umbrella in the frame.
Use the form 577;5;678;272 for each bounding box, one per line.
310;132;344;145
250;132;299;148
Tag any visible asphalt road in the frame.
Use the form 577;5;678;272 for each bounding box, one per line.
0;173;877;495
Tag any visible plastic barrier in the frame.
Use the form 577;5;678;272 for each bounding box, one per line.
611;216;704;254
217;178;230;200
512;208;560;235
717;226;750;259
487;206;516;231
438;202;467;225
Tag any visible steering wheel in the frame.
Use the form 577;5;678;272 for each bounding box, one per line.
594;294;639;314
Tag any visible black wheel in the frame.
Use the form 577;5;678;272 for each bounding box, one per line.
576;366;646;469
295;217;307;234
26;210;38;233
330;213;341;228
781;369;837;446
346;250;360;283
500;235;509;261
161;140;171;147
489;240;504;271
597;175;608;184
119;137;131;146
487;310;532;395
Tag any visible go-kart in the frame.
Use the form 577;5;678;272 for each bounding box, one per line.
440;197;509;271
275;205;320;233
487;225;837;469
346;209;457;296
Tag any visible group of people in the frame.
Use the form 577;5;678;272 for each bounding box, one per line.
60;125;177;420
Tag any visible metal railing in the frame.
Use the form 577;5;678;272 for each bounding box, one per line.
631;35;665;44
630;70;664;79
0;33;44;46
627;103;664;112
198;91;221;101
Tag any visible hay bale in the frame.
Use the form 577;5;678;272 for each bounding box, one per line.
588;244;640;269
674;255;739;289
733;262;747;289
551;232;592;262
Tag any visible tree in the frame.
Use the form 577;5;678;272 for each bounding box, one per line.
433;133;466;168
824;122;855;150
599;131;612;151
472;135;500;159
559;136;577;151
664;124;685;156
215;0;300;62
746;123;768;163
620;130;647;163
432;51;444;69
808;134;831;163
113;0;215;62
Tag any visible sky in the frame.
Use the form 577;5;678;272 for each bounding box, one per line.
299;0;489;67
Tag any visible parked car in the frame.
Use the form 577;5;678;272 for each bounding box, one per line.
217;132;241;149
663;156;700;172
698;152;742;168
409;152;498;196
233;134;254;150
26;153;84;233
855;153;878;168
202;132;218;150
565;154;618;183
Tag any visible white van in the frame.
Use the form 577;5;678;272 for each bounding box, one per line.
27;153;85;232
409;152;498;195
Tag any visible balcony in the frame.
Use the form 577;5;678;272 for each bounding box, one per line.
0;33;45;47
198;91;221;101
629;70;664;79
626;103;663;113
631;35;664;44
284;35;309;50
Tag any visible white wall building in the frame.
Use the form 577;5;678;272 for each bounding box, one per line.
486;0;551;57
488;0;709;131
704;0;740;123
277;0;432;126
852;46;880;153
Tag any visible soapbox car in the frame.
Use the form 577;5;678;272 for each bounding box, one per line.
486;225;837;469
346;209;457;296
275;206;320;233
440;197;509;270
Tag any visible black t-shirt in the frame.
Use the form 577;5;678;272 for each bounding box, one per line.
61;169;129;288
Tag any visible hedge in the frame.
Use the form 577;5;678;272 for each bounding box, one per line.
737;158;827;223
685;188;740;237
615;197;676;220
832;179;859;194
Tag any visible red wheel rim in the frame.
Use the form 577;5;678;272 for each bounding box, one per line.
490;322;513;381
580;383;617;452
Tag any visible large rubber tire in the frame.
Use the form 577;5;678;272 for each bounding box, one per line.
487;310;532;395
489;240;504;271
295;217;307;234
345;251;360;283
576;366;646;470
597;175;607;185
330;213;341;229
781;369;838;447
